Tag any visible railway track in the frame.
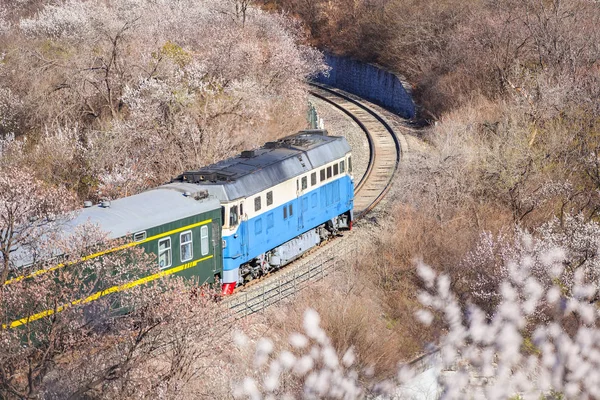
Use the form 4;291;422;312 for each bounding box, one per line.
308;83;401;218
223;84;404;319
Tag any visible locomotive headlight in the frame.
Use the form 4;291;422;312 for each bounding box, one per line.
222;239;227;249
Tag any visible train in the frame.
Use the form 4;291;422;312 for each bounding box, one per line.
7;129;354;311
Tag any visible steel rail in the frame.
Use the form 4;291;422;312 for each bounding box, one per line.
308;83;402;219
307;88;375;195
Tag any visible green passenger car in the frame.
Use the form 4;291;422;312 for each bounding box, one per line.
131;203;223;285
4;184;223;328
64;185;223;285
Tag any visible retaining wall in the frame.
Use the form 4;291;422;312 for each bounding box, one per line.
313;53;415;119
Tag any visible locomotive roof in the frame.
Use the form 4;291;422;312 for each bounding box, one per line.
170;130;351;202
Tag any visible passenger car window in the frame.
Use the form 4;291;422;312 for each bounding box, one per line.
327;166;332;179
348;156;352;173
180;231;192;262
311;172;317;186
340;160;345;173
333;164;339;176
201;225;209;256
134;231;146;242
158;238;172;269
267;191;273;206
320;169;326;181
301;176;307;190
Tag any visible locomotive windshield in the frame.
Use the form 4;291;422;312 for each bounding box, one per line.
229;205;239;226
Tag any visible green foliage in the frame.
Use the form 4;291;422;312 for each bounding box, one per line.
158;41;192;67
40;39;71;59
521;335;540;356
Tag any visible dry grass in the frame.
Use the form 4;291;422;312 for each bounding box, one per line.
257;242;434;381
244;180;518;385
265;278;408;381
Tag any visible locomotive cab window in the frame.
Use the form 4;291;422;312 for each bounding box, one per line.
267;191;273;206
333;164;339;176
311;172;317;186
301;176;307;190
158;238;172;269
180;231;193;262
254;196;261;211
133;231;146;242
229;205;239;226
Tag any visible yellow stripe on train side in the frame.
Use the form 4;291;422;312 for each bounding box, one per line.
3;254;214;329
4;219;213;285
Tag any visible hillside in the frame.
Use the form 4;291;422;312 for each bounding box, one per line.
250;1;600;398
2;0;600;398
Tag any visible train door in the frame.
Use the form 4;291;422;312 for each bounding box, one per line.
297;176;307;230
239;201;249;260
211;221;221;275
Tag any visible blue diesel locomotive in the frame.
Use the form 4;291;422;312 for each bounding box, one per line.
169;129;354;294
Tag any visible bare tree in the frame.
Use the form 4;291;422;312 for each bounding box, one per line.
0;166;74;285
0;218;231;399
232;0;253;26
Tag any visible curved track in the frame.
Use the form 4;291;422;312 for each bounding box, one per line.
225;84;403;314
308;83;401;218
